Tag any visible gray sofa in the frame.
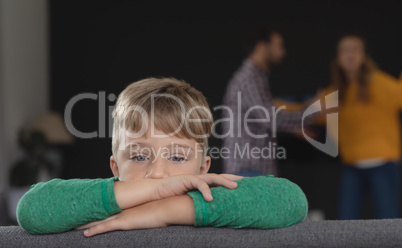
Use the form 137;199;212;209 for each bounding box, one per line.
1;219;401;248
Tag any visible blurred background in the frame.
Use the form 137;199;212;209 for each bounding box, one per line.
0;0;401;225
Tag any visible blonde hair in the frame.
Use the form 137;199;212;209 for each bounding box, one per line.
112;77;213;160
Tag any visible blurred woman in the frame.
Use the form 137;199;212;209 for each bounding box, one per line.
329;34;402;219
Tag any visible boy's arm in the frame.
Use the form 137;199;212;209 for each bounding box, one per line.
81;195;195;237
82;175;308;236
114;173;241;209
188;175;308;228
17;174;241;234
17;177;122;235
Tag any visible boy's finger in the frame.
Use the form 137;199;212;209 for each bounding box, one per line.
84;219;119;237
76;223;93;230
220;174;245;181
76;219;105;230
199;174;238;189
210;174;239;187
191;179;213;202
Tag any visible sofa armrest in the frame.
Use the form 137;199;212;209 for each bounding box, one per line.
1;219;401;247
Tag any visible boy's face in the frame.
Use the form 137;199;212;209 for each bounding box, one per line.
110;127;211;180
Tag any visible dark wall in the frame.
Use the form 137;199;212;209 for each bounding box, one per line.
50;1;402;219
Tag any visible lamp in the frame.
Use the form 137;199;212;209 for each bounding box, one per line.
9;111;74;187
8;111;74;222
28;112;74;145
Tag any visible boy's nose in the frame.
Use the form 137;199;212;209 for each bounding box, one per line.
144;158;168;179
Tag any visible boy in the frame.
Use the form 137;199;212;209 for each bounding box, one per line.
17;78;308;237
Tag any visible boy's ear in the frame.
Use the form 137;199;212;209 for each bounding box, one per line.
199;156;211;174
110;156;119;177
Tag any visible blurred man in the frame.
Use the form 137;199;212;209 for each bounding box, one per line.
221;27;316;177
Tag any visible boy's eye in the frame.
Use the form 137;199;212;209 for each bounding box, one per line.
130;155;149;162
168;156;186;162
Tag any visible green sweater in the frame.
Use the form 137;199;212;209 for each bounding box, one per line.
17;175;308;234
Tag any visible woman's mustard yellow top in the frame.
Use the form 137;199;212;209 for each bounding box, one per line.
273;70;402;165
335;70;402;164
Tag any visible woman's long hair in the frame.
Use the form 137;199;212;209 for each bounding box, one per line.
330;34;377;104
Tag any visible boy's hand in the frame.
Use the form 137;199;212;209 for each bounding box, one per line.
80;195;194;237
114;173;243;210
78;174;243;234
154;173;244;202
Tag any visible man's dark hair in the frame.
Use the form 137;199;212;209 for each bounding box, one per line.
245;26;280;55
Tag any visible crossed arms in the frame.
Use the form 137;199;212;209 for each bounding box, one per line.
17;174;308;237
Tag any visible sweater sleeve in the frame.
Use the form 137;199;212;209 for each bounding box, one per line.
187;174;308;229
376;70;402;109
393;77;402;109
16;177;122;234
